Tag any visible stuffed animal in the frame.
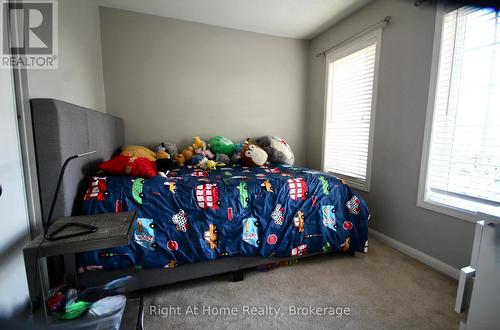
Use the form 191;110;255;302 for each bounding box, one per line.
155;143;170;160
230;140;247;165
182;146;194;163
209;136;236;155
162;142;178;156
192;137;207;150
156;143;177;158
241;143;268;167
195;148;214;159
99;155;156;177
252;136;294;165
156;143;166;153
174;154;185;167
156;150;170;160
214;153;230;166
234;140;247;154
192;154;208;168
120;146;157;161
204;160;225;170
230;153;241;165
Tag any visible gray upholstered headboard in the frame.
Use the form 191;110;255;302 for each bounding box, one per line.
31;99;124;222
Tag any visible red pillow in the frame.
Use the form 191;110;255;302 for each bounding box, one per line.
99;155;157;177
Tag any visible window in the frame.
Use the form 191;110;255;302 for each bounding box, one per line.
418;6;500;221
322;29;381;191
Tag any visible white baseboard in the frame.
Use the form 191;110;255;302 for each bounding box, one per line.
369;228;460;280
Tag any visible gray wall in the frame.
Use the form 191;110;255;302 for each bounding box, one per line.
99;7;308;165
305;0;475;269
27;0;106;112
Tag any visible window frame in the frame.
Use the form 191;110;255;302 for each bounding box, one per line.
320;28;382;192
417;4;496;223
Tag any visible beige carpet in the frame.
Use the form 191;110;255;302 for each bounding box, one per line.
143;238;460;329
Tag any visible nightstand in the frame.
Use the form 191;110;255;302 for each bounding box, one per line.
23;211;137;315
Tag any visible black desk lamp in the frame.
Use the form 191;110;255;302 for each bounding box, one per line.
44;151;98;241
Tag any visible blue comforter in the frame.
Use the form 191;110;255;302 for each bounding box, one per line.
77;165;369;271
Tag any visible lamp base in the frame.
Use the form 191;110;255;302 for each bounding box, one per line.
45;222;97;241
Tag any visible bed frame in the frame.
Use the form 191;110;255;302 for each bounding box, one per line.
31;98;347;292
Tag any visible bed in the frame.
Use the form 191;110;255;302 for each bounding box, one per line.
31;98;369;292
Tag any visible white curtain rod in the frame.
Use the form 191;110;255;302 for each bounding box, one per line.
315;16;391;58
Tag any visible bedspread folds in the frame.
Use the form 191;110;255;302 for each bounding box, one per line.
77;164;369;272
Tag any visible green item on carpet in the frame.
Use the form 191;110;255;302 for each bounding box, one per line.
59;301;91;320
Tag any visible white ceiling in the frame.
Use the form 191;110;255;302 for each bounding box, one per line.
98;0;372;39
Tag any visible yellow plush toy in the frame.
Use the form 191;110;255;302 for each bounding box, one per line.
155;144;171;160
192;137;206;150
156;150;170;159
204;160;225;170
121;146;157;161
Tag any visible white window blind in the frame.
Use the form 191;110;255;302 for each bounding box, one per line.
322;30;380;191
422;6;500;217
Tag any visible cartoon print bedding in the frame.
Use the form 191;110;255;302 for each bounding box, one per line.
77;165;369;272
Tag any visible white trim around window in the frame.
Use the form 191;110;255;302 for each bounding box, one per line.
417;5;500;223
320;28;382;192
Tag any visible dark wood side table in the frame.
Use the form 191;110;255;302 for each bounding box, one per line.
23;211;137;317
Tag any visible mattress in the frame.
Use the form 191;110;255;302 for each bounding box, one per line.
77;164;369;271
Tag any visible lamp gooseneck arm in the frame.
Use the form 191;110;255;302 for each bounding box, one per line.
44;155;78;239
43;150;96;240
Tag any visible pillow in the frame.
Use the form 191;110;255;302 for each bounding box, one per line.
120;145;157;161
99;155;157;177
252;136;294;165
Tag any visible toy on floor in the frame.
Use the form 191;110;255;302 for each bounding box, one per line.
46;276;131;320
